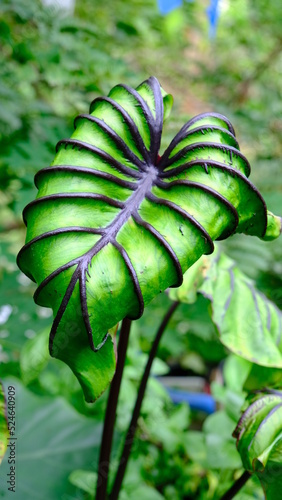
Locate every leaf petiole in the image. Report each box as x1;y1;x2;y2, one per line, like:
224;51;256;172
109;301;180;500
96;317;132;500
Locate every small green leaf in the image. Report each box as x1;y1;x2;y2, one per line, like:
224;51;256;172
123;483;164;500
182;431;207;467
223;355;252;393
20;327;50;385
69;469;97;495
244;364;282;392
204;411;242;469
261;212;282;241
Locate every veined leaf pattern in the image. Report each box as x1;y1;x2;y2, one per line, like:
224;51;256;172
17;77;271;401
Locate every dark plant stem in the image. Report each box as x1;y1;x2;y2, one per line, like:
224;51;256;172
220;471;251;500
109;301;180;500
96;317;132;500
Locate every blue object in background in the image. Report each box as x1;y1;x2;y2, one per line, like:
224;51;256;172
206;0;220;38
166;388;216;414
157;0;221;38
157;0;183;15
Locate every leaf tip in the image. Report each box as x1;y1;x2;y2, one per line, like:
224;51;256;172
261;211;282;241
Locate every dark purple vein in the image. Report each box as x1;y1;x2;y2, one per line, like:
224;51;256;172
89;96;150;162
35;166;138;191
23;192;124;226
155;179;239;240
183;112;236;136
34;257;80;305
132;211;183;287
160;125;239;165
118;84;156;160
158;142;251;174
79;270;109;352
159;158;251;181
146;192;214;254
112;240;144;318
74;114;147;172
56;139;143;179
144;76;164;163
17;226;104;280
49;267;80;352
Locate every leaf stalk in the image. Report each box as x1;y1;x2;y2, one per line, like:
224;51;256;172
219;470;251;500
96;317;132;500
109;301;179;500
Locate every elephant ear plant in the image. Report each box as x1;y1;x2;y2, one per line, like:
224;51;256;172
16;77;281;499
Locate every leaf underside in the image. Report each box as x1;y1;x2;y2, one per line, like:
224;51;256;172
17;77;268;401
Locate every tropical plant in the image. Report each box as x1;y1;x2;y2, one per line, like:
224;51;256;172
11;77;281;499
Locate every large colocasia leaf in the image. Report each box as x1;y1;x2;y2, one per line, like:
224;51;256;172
233;390;282;499
17;77;280;401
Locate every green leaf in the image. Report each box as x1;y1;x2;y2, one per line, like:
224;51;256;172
17;76;278;401
244;364;282;392
257;438;282;499
261;212;282;242
0;379;105;500
199;253;282;367
203;410;242;469
223;355;252;393
122;483;164;500
182;431;207;467
69;469;97;496
233;391;282;499
0;381;8;465
20;327;49;385
169;255;208;304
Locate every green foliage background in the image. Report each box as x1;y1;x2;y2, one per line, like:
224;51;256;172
0;0;281;498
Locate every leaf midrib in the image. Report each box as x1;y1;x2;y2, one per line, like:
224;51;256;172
81;165;158;266
46;165;159;352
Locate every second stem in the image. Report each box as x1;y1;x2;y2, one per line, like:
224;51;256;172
96;317;132;500
109;301;179;500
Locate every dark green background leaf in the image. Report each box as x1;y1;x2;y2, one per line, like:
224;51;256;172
0;379;104;499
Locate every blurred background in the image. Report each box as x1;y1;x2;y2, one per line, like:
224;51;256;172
0;0;281;498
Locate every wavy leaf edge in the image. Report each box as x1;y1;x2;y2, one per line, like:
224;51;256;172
17;76;277;400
